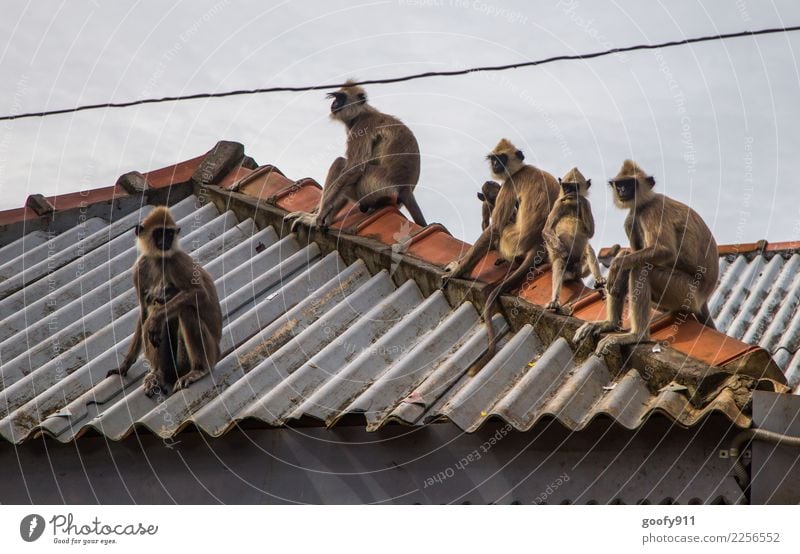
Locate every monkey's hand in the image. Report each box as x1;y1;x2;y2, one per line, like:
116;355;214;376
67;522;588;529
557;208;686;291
608;253;633;276
573;320;618;344
142;372;162;398
593;276;607;289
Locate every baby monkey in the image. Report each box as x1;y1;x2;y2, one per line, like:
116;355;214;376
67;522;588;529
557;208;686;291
477;180;501;231
542;167;606;313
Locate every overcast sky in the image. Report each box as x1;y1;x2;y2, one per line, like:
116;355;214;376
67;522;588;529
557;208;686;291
1;0;799;248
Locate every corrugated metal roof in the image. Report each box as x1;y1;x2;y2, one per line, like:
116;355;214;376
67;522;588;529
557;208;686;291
710;248;800;392
0;190;762;444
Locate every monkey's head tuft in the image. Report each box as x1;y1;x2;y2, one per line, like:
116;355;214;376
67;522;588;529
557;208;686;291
136;206;181;257
487;138;525;179
608;159;655;209
559;167;591;197
327;79;369;124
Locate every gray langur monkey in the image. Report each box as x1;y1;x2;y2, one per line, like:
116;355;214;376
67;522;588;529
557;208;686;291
108;206;223;396
444;138;559;375
285;80;426;230
574;160;718;355
542;167;606;314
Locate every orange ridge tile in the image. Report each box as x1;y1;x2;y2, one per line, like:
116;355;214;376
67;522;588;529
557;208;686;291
717;242;762;256
143;154;205;188
219;166;254;190
0;207;33;227
650;316;755;367
46;186;128;212
765;240;800;252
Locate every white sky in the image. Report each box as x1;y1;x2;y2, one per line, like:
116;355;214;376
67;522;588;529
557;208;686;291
1;0;799;248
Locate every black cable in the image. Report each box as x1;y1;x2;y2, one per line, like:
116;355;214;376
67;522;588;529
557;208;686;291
3;24;799;122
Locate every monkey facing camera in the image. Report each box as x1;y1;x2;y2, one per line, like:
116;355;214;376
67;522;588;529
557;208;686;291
542;167;606;314
108;206;223;397
444;138;560;376
573;160;719;355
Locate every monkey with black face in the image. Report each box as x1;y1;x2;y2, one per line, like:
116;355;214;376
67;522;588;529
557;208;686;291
573;160;718;354
542;167;606;313
444;138;560;374
477;180;501;231
285;80;425;230
108;206;223;396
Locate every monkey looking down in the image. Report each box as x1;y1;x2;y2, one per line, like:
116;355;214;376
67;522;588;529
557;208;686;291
444;138;560;375
477;180;501;231
285;80;426;231
574;160;718;354
542;167;605;313
108;206;223;396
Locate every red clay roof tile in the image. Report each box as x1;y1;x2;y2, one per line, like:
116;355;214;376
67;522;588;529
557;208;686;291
143;154;205;188
46;186;128;212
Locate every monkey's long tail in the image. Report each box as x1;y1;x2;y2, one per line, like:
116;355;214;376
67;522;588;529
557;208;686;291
467;251;543;376
697;302;716;331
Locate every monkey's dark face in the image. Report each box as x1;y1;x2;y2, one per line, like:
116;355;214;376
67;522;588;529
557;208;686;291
487;149;523;177
560;182;580;197
487;154;508;175
327;90;367;116
150;227;178;252
610;178;637;202
327;92;348;114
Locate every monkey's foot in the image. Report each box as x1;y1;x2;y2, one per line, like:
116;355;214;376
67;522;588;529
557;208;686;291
544;300;562;313
284;210;315;230
443;261;460;273
595;332;646;356
174;369;209;392
142;373;164;398
573;320;618;344
440;261;462;288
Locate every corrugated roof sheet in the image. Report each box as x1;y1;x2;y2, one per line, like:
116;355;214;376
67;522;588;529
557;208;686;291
0;143;787;444
0;193;761;445
710;246;800;392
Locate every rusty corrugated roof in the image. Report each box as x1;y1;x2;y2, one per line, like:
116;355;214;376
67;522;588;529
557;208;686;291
0;142;787;444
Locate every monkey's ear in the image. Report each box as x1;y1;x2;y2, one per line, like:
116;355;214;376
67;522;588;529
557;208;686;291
645;176;656;188
477;192;485;201
515;150;525;161
356;92;367;105
586;179;592;189
134;224;143;236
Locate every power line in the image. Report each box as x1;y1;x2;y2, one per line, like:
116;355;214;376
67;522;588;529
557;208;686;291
3;24;799;122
